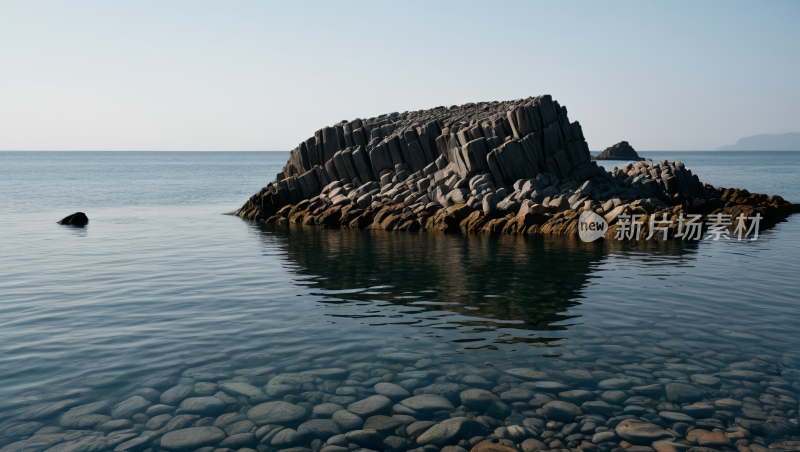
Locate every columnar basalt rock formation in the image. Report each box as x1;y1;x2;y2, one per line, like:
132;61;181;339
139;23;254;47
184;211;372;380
592;142;644;161
235;97;798;239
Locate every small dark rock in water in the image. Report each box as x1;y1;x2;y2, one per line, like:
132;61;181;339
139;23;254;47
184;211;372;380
58;212;89;225
593;141;644;161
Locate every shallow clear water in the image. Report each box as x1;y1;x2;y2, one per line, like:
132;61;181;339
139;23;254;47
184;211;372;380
1;151;799;436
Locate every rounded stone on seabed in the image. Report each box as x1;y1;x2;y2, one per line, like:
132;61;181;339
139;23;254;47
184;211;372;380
176;397;226;416
407;420;436;438
690;374;721;388
680;402;715;418
270;428;302;447
528;381;570;391
311;403;344;419
399;395;454;413
651;441;693;452
415;417;488;447
415;359;432;369
542;401;582;422
214;412;247;429
97;418;135;433
615;419;672;445
558;390;594;403
459;389;499;411
498;388;534;404
597;379;632;390
161;385;196;406
146;414;174;430
713;398;743;410
160;426;226;451
505;368;550;381
696;431;732;447
114;436;152;452
664;383;704;404
332;409;364;430
521;438;549;452
347;395;393;417
582;401;616;417
301;368;350;380
658;411;695;424
461;375;492;388
345;429;385;447
592;431;618;444
248;401;308;426
194;382;218;396
219;433;256;449
600;390;627;405
219;382;264;398
146;404;177;417
112;396;153;419
225;419;256;435
297;419;342;439
363;415;402;435
374;383;411;402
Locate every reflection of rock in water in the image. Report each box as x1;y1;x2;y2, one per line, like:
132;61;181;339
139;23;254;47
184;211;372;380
256;223;699;345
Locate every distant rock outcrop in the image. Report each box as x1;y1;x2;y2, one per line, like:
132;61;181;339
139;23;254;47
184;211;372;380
592;141;644;161
58;212;89;225
234;96;798;240
716;132;800;151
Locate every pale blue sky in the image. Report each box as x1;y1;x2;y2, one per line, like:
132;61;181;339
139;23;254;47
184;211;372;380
1;1;798;151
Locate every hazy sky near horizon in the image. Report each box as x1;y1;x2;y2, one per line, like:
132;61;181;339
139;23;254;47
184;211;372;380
1;1;798;151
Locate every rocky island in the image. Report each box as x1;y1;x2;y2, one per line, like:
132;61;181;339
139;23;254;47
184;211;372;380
592;142;644;162
235;96;798;239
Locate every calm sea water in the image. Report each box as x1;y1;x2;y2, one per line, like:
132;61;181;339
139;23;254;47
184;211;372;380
1;151;799;418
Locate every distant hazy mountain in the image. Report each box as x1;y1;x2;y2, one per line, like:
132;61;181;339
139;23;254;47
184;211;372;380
717;132;800;150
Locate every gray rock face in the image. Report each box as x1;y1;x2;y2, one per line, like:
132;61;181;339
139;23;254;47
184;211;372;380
542;401;582;422
347;395;392;417
615;419;672;445
416;417;488;447
160;426;226;451
247;401;308;425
